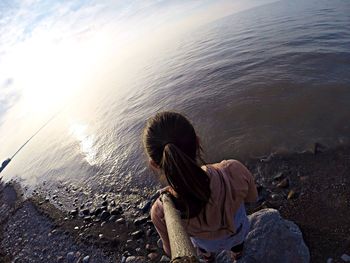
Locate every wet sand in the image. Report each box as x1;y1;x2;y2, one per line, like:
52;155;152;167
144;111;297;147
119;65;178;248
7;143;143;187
0;145;349;262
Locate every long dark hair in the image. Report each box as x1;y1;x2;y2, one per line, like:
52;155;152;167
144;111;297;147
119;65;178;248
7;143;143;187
143;111;211;219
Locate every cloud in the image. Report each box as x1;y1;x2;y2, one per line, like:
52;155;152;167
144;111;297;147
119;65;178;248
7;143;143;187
0;78;20;124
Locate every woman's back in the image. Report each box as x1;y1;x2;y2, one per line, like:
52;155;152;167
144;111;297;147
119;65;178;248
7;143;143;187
151;159;257;254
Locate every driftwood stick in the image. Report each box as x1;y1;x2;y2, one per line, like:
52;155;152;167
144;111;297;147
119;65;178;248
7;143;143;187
162;193;199;262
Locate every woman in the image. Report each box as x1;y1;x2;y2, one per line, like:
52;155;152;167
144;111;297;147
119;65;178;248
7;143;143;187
142;111;258;261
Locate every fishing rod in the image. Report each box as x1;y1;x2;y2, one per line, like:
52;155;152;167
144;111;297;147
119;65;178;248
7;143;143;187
0;112;59;174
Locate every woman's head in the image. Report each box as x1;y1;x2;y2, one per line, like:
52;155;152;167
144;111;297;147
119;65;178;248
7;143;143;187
143;111;210;218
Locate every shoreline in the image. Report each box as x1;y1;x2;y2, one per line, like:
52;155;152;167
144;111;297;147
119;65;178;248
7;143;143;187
0;144;349;262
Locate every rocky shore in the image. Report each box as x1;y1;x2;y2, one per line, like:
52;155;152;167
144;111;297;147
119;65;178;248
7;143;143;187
0;144;349;262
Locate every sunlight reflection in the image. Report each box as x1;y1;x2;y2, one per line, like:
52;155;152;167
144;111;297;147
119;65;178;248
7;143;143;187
70;123;96;165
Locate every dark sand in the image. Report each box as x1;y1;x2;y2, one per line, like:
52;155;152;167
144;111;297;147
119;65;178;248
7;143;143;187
0;145;349;262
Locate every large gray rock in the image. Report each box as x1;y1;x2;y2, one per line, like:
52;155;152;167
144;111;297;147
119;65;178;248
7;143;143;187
217;208;310;263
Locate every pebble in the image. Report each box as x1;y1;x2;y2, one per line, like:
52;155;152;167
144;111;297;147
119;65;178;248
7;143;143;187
148;252;158;261
131;230;144;239
100;211;110;221
157;238;163;249
111;208;121;215
341;254;350;262
74;226;79;230
287;190;298;200
125;256;146;263
273;172;284;180
134;216;148;226
93;207;102;216
101;200;108;207
146;243;157;251
116;218;125;224
277;178;289;188
138;200;152;213
81;208;90;216
82;255;90;263
70;209;78;217
160;255;170;262
270;193;282;201
98;234;104;239
84;216;92;222
109;215;117;222
66;252;75;262
146;228;154;237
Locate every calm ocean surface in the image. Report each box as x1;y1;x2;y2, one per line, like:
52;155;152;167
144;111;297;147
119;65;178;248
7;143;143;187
2;0;350;204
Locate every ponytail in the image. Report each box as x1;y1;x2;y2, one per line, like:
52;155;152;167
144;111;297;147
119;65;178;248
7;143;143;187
161;143;211;219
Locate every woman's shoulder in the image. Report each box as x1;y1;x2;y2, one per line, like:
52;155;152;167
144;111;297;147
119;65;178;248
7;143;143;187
203;159;243;171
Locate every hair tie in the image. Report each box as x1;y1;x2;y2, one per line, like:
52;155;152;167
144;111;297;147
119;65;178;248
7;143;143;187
163;142;174;150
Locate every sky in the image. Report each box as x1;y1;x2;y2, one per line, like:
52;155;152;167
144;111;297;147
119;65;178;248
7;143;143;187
0;0;276;158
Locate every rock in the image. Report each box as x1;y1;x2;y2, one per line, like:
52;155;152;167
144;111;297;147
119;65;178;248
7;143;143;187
238;208;310;263
125;256;146;263
148;252;158;261
146;228;154;237
82;255;90;263
134;216;148;226
109;215;117;222
277;178;289;188
160;255;170;262
81;208;90;216
67;252;75;262
70;209;78;217
341;254;350;262
131;230;144;239
93;207;102;216
101;200;108;206
138;200;152;213
216;250;232;263
273;172;284;181
146;243;157;251
100;211;110;221
157;238;163;249
116;218;125;224
84;216;92;222
98;234;104;239
111;208;121;215
102;194;107;200
287;190;298;200
270;193;283;201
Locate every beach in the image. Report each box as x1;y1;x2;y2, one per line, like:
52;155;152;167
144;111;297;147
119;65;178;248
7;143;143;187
1;144;349;262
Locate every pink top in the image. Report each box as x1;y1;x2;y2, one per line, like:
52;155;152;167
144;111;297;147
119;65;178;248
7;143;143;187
150;159;258;255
